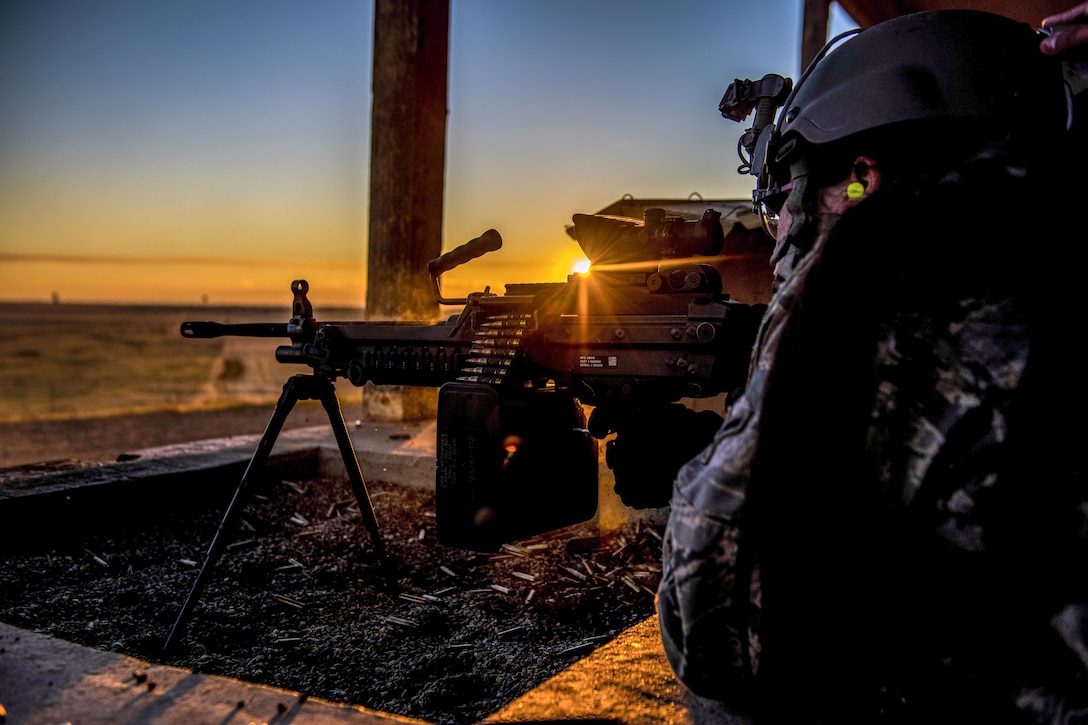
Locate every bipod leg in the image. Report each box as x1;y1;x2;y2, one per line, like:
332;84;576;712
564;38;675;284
162;374;303;654
310;376;392;582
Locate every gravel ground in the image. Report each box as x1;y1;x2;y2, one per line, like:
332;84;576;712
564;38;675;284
0;466;662;724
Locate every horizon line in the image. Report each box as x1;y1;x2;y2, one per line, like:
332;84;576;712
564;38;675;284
0;296;368;309
0;252;360;268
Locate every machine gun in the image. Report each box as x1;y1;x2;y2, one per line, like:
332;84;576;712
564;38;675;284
163;206;760;651
183;206;760;546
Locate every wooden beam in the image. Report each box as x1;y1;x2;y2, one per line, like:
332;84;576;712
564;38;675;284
835;0;1071;28
365;0;450;421
836;0;912;27
367;0;449;322
802;0;832;69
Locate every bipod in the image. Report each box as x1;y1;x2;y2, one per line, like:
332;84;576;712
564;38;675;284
163;373;391;654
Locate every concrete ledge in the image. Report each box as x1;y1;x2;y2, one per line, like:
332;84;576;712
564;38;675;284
0;622;427;725
0;419;439;557
326;420;438;490
0;418;436;497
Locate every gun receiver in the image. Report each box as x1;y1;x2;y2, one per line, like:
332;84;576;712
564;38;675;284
181;210;760;549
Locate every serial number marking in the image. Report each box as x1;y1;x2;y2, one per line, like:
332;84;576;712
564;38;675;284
578;355;619;369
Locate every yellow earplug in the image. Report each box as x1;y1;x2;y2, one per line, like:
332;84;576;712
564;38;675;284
846;181;865;199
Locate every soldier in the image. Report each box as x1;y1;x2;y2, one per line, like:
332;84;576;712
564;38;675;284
657;10;1088;723
1042;1;1088;53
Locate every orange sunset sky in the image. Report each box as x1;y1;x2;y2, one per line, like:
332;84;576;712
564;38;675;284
0;1;857;308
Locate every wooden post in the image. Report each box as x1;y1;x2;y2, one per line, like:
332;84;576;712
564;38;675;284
365;0;449;421
801;0;831;70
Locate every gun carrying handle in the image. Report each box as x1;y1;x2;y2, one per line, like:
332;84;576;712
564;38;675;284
429;229;502;277
428;229;503;305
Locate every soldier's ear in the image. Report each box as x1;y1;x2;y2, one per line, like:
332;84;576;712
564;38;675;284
845;155;881;206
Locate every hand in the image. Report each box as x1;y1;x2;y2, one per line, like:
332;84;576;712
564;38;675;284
1041;2;1088;55
590;403;723;509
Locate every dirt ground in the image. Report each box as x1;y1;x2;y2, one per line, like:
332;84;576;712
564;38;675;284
0;406;663;725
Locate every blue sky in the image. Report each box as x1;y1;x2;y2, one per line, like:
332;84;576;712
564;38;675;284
0;0;856;305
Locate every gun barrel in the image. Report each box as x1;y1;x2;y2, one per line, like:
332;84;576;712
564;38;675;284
180;321;291;339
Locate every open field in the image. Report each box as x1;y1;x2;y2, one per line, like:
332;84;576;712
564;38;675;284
0;302;365;423
0;302;366;467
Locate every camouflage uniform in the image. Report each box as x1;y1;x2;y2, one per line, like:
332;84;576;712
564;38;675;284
658;149;1088;723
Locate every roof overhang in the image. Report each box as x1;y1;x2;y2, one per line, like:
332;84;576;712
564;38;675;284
802;0;1070;67
836;0;1070;28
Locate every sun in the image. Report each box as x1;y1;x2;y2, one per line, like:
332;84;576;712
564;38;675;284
570;258;591;276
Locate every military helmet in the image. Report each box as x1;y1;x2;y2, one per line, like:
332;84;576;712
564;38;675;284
778;10;1068;150
745;9;1071;233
